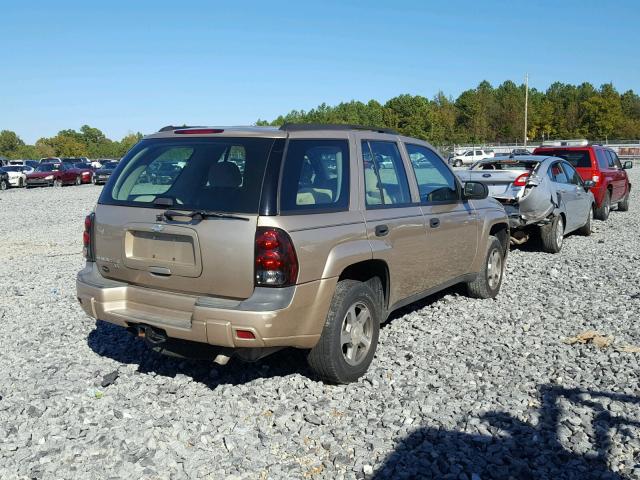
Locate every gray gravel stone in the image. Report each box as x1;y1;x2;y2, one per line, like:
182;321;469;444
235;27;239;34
0;173;639;479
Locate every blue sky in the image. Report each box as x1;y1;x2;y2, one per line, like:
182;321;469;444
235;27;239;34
1;0;638;144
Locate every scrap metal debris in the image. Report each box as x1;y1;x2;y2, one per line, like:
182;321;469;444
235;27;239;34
563;330;614;349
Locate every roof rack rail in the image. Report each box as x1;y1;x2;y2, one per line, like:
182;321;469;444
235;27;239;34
279;123;398;135
158;125;205;132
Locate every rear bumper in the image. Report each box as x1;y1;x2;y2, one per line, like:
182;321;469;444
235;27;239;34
76;262;336;349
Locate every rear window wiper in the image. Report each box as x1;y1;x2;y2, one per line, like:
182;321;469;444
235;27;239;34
162;209;249;222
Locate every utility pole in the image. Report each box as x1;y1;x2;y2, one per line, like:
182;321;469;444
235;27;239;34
524;73;529;148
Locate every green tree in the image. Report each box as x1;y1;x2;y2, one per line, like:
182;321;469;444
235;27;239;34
0;130;25;158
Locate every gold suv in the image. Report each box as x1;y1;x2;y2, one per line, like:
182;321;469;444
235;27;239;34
77;124;509;383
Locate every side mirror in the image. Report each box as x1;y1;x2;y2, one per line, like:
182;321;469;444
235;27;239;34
583;180;595;191
463;181;489;200
623;161;633;170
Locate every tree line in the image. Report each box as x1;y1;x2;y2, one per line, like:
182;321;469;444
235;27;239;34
2;81;639;160
257;81;640;145
0;125;143;160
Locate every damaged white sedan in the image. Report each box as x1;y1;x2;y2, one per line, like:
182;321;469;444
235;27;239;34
457;156;595;253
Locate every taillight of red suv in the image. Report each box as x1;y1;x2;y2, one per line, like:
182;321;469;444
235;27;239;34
255;227;298;287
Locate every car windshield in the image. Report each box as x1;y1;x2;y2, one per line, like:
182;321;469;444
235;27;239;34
102;162;119;169
3;166;22;172
540;149;591;168
74;163;88;168
36;164;60;172
99;137;275;213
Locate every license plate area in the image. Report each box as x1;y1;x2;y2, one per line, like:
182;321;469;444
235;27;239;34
123;224;202;278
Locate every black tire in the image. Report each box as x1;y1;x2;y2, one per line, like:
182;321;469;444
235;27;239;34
576;205;593;236
307;279;381;384
594;190;611;221
466;235;505;299
92;176;97;185
618;190;630;212
54;178;63;188
75;176;81;185
0;179;7;190
540;215;564;253
454;160;463;167
18;178;24;187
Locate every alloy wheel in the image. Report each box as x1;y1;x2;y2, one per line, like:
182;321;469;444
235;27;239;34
340;302;374;366
487;248;502;290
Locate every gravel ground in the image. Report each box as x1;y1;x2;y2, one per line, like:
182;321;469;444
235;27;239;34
0;172;639;480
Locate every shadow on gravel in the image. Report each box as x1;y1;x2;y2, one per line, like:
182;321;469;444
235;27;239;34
373;384;639;479
87;320;313;387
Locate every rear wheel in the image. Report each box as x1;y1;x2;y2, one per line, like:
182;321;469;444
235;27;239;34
594;190;611;220
540;215;564;253
576;205;593;236
307;279;381;384
618;190;630;212
466;235;504;299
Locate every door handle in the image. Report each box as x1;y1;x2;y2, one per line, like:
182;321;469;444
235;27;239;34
430;218;440;228
375;224;389;237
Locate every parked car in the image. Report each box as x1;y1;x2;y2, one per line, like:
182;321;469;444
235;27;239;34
10;159;40;169
92;161;119;185
511;148;532;155
70;162;95;184
533;141;632;220
0;168;9;190
450;148;495;167
456;156;594;253
77;124;510;383
26;162;79;187
1;165;28;187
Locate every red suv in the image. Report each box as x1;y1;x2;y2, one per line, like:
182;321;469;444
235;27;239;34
533;142;632;220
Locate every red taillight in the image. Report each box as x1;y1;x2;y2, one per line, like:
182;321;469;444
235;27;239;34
174;128;224;135
235;330;255;340
513;173;530;187
255;227;298;287
83;213;95;261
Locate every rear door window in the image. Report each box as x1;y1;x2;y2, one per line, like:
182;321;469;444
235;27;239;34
548;162;569;183
595;149;609;170
561;162;583;185
362;141;411;207
606;150;622;169
279;139;350;212
406;144;458;203
100;137;275;213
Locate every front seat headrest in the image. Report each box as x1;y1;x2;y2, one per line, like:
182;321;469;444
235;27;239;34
209;161;242;188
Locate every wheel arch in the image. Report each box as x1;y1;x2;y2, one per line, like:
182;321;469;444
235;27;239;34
338;259;390;316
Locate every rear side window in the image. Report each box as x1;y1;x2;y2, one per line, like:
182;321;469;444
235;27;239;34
561;162;583;185
543;150;592;168
100;137;274;213
362;141;411;207
548;162;569;183
279;139;350;212
606;150;622;169
406;144;458;203
595;149;609;170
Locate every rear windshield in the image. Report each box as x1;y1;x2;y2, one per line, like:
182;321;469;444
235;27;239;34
36;164;60;172
471;161;535;171
99;137;275;213
540;149;592;168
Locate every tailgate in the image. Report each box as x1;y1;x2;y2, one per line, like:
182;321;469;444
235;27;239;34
94;204;258;299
